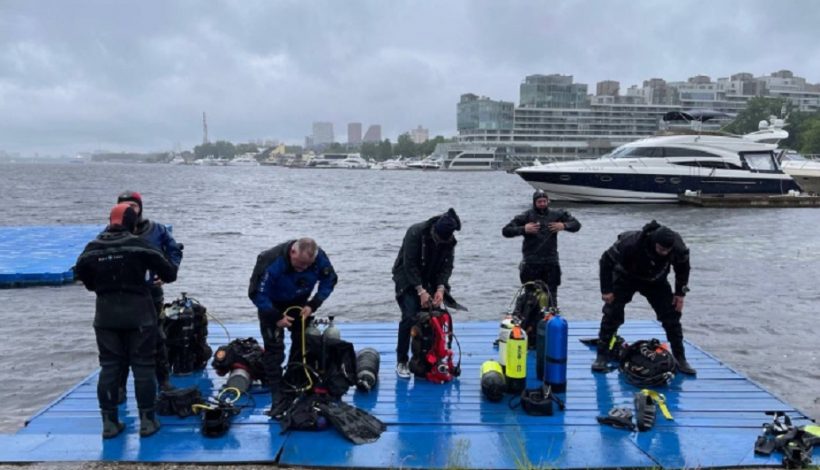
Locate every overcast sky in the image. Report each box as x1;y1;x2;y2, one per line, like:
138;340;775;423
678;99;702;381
2;0;819;156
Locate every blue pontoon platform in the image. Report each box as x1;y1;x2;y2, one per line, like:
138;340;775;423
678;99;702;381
0;320;817;468
0;225;101;287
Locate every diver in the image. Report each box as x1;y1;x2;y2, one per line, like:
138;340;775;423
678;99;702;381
592;220;696;375
392;208;461;379
116;191;183;392
75;203;178;438
248;238;337;418
502;189;581;307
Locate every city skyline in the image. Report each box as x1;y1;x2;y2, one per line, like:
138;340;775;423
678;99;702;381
2;0;819;157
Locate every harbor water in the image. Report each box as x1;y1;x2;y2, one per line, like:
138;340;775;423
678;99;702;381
0;163;818;432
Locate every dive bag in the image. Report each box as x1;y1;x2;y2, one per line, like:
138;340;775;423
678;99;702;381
282;333;357;399
619;339;676;387
156;385;203;418
162;293;212;375
509;384;565;416
409;308;461;383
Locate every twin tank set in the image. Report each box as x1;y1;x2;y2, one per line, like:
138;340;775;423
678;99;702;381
481;309;568;402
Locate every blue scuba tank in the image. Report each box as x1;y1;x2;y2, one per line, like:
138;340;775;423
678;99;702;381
544;311;568;392
535;308;554;381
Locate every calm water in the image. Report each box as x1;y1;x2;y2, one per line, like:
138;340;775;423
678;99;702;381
1;163;818;432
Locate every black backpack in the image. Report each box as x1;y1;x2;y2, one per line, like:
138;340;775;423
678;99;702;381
162;294;213;375
511;281;551;348
619;339;676;387
211;337;265;383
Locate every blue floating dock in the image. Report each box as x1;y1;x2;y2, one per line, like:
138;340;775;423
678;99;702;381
0;225;102;287
0;320;816;468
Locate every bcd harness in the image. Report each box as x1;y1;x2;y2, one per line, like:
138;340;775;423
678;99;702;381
510;280;551;348
409;307;462;383
277;315;386;444
754;411;820;469
162;293;213;375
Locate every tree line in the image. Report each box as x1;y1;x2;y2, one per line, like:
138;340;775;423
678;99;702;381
193;135;451;161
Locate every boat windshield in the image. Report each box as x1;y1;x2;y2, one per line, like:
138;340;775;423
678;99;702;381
743;152;777;171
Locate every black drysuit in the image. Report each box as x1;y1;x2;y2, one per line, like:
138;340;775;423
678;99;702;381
76;227;177;413
502;206;580;306
597;221;690;358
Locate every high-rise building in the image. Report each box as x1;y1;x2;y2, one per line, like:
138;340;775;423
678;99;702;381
457;94;514;131
409;125;429;144
519;74;589;108
312;122;334;146
596;80;620;97
348;122;362;145
363;125;382;143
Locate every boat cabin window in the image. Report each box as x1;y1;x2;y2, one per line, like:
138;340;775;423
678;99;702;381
610;146;663;158
780;152;807;162
741;152;778;172
670;160;742;169
662;147;721;158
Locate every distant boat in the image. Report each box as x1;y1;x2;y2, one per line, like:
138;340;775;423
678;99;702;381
406;155;442;170
779;151;820;195
309;153;369;169
441;149;496;171
169;155;186;165
227;154;260;166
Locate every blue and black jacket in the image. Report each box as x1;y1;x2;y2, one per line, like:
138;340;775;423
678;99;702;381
248;240;337;322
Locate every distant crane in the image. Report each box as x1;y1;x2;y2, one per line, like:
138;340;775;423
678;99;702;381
202;112;209;144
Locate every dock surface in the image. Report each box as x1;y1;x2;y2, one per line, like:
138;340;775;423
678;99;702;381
0;225;101;287
0;320;817;468
678;193;820;207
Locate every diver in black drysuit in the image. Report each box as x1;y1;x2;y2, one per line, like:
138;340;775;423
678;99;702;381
502;189;581;307
592;220;696;375
75;203;178;438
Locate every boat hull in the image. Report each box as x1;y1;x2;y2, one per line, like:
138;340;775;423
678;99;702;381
517;169;801;203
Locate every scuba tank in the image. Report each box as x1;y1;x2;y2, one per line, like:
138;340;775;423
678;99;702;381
497;315;514;366
355;348;380;392
322;315;340;340
544;310;568;392
305;318;322;339
480;360;505;402
177;293;196;375
535;307;555;381
505;325;527;394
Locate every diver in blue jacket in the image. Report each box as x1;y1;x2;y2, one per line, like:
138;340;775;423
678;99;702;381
248;238;337;418
117;191;183;392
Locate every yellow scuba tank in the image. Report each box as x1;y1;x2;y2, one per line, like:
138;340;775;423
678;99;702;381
498;315;514;366
480;360;505;402
505;325;527;393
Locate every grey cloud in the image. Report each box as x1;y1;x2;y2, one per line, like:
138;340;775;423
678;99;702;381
1;0;819;155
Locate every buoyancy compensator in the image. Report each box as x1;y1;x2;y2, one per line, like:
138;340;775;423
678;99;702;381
619;339;676;387
162;293;212;375
511;281;551;349
409;307;461;383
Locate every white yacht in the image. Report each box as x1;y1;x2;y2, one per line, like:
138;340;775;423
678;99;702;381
228;154;260;166
406;155;443;170
374;157;410;170
779;151;820;194
516;134;801;203
169;154;186;165
442;149;496;171
309;153;369;169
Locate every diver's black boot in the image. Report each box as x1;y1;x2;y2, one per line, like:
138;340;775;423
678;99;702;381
591;350;609;372
101;409;125;439
673;348;697;376
139;409;161;437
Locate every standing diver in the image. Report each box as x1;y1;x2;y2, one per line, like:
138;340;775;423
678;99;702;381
592;220;696;375
116;191;183;392
76;203;178;438
502;189;581;307
248;238;337;418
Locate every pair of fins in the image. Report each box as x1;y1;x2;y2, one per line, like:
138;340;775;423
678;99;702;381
597;389;674;432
